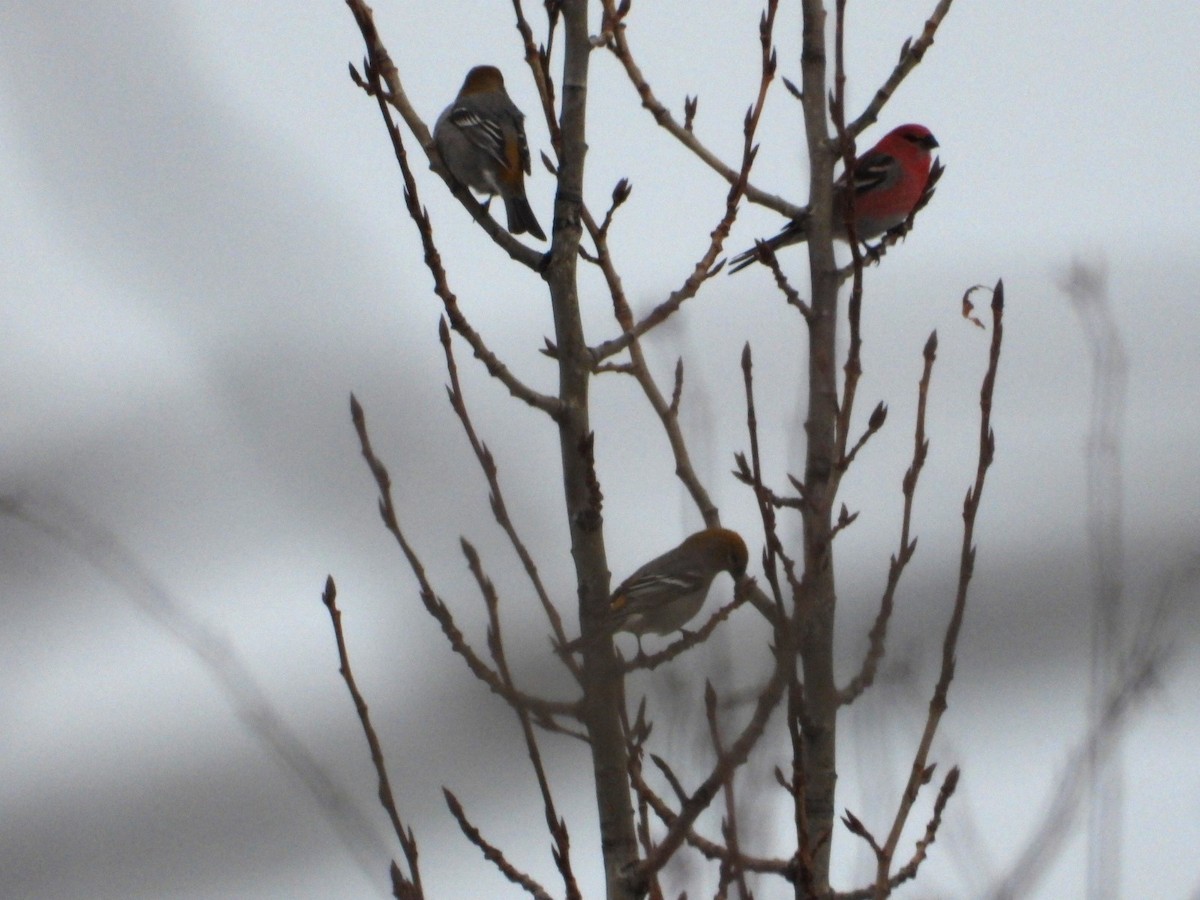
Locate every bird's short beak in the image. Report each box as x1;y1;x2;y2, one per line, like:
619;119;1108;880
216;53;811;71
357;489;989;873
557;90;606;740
922;134;940;150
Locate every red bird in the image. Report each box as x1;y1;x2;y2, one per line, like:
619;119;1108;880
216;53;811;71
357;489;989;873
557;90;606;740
729;124;939;273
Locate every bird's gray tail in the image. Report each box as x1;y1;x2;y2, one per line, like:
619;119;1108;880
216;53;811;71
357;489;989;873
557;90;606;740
727;215;810;274
505;196;547;241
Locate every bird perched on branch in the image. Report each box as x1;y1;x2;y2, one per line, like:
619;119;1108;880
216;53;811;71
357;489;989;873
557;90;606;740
567;528;749;656
433;65;546;240
728;123;940;273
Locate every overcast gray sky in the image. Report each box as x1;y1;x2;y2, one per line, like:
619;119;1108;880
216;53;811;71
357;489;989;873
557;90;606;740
2;3;1198;898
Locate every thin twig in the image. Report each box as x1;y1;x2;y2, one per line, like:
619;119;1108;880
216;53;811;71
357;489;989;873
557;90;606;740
839;401;888;472
624;703;666;900
840;808;884;860
739;344;803;613
439;319;581;683
628;752;794;878
839;332;937;706
321;578;424;898
444;789;555;900
705;684;752;900
893;766;959;887
828;767;958;899
582;211;719;522
350;395;580;724
628;640;792;889
762;245;814;318
461;540;581;898
597;0;802;220
619;580;755;674
589;0;782;363
874;281;1004;890
732;454;808;514
831;0;869;494
510;0;562;155
846;0;958;138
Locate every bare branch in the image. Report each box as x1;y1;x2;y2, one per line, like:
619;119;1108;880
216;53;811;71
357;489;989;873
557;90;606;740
829;767;958;899
839;331;937;705
846;0;958;138
444;789;555;900
350;395;579;723
575;190;728;523
793;0;844;882
600;178;635;240
461;540;581;898
733;455;808;514
840;808;884;860
510;0;562;154
891;766;960;888
828;503;860;540
740;344;803;613
439;319;581;683
735;241;816;314
705;683;752;900
831;0;869;488
839;401;888;471
597;0;802;219
875;281;1004;884
547;4;644;893
583;233;719;521
590;0;785;362
629;640;792;889
344;5;561;419
628;739;795;879
619;579;756;673
322;578;424;897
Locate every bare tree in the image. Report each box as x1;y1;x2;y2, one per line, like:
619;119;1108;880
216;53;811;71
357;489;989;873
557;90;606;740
330;2;1001;897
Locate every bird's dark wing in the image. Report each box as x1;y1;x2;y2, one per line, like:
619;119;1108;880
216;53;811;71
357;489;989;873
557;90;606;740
448;107;508;169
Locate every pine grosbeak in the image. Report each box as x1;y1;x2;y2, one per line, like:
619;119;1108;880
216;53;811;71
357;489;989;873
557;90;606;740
569;528;749;654
434;65;546;240
729;124;939;273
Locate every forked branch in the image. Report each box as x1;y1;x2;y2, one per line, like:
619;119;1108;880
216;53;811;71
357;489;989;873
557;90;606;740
598;0;802;219
874;282;1004;890
840;331;937;706
350;395;579;724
